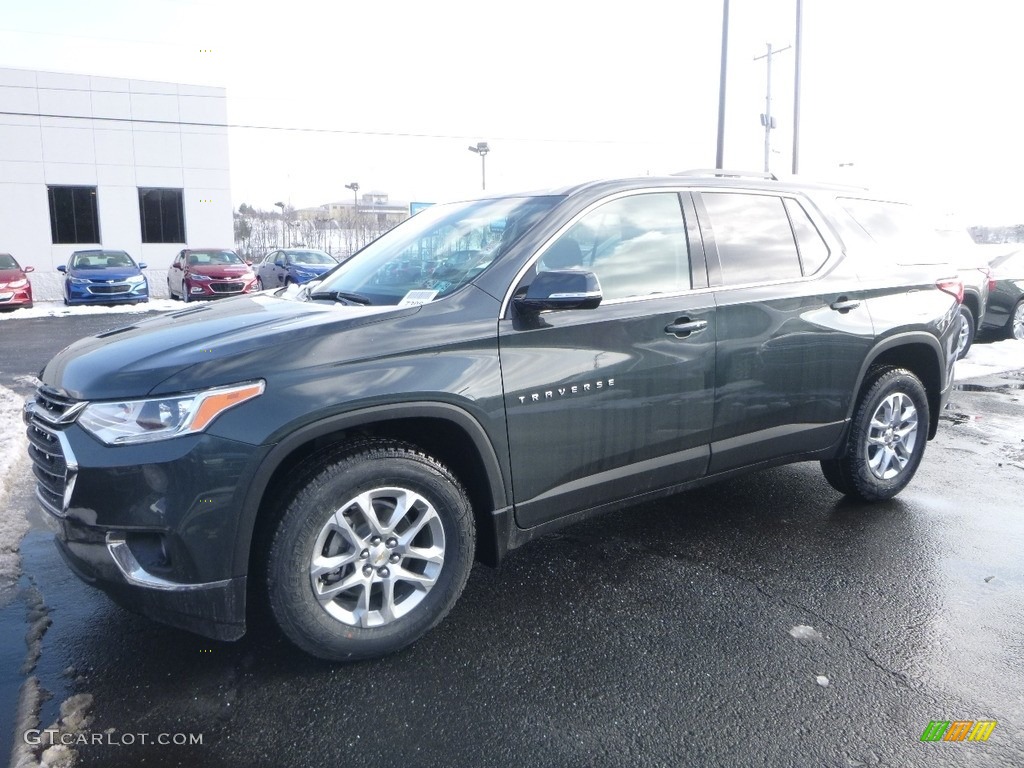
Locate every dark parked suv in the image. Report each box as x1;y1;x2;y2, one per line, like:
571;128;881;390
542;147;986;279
25;172;962;661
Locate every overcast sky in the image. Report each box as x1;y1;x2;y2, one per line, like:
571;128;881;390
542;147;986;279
2;0;1022;224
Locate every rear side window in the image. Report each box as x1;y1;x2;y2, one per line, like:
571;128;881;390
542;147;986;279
837;197;946;265
701;193;803;284
784;199;830;275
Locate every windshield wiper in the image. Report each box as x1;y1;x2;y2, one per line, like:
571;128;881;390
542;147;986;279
307;290;373;306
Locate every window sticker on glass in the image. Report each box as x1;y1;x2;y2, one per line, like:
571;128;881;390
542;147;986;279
397;290;439;307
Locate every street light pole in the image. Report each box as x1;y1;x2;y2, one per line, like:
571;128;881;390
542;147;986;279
345;182;359;249
274;201;286;248
468;142;489;190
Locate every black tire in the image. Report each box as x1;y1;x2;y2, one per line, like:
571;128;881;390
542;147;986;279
256;276;264;291
182;286;191;303
266;442;475;661
167;279;176;300
820;367;929;502
956;305;975;360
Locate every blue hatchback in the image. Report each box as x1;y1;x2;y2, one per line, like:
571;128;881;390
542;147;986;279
59;250;150;305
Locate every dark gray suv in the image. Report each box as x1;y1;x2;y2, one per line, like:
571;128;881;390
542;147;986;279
25;172;962;661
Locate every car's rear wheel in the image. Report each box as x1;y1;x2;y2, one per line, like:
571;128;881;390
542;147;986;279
956;305;975;359
266;442;475;661
1009;300;1024;341
821;366;929;502
256;276;264;291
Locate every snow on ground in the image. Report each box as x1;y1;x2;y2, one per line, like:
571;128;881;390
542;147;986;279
0;298;181;321
0;385;30;604
955;338;1024;381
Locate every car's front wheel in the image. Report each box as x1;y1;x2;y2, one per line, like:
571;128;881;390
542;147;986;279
266;442;475;661
256;276;264;291
821;366;929;502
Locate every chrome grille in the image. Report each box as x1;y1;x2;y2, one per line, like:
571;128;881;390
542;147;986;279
24;388;81;517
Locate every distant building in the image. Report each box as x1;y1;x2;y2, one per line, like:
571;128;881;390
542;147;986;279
297;192;408;228
0;66;232;276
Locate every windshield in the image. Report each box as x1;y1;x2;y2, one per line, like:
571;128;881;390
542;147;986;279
190;249;244;265
286;250;335;265
307;195;561;306
0;254;17;270
72;251;133;269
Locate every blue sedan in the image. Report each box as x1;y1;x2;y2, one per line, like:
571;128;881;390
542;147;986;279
254;249;338;290
59;250;149;305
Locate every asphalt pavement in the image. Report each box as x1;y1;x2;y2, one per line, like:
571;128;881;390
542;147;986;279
3;313;1023;768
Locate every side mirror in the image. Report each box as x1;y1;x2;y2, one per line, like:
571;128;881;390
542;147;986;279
514;270;602;312
24;266;35;273
57;265;67;273
138;262;148;269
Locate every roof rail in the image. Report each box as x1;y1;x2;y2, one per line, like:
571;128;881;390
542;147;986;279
671;169;779;181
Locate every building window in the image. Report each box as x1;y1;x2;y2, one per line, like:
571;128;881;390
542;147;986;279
47;186;100;245
138;188;186;243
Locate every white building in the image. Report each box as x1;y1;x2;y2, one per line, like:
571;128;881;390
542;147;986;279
0;66;232;299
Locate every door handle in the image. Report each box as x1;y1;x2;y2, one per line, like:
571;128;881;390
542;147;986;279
665;319;708;338
829;297;861;313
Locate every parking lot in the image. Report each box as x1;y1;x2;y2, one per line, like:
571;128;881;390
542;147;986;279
1;309;1021;767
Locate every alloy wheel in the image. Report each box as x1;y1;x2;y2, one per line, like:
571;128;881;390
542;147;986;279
308;487;445;628
865;392;919;480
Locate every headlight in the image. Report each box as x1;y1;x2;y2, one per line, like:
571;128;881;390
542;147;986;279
189;274;212;281
69;277;90;284
78;381;265;445
8;279;27;288
126;274;146;284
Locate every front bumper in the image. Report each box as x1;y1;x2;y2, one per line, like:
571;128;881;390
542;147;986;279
0;286;33;308
185;276;257;298
55;526;247;640
25;396;268;640
66;279;149;304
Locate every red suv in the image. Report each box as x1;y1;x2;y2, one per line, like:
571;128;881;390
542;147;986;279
0;252;34;309
167;248;258;302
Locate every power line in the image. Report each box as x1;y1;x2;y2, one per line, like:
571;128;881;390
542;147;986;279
0;109;650;145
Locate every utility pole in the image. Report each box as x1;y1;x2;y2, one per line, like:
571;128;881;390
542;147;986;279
755;42;791;174
792;0;803;174
715;0;730;169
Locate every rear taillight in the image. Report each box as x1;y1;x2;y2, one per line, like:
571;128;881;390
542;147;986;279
980;267;996;293
936;278;964;304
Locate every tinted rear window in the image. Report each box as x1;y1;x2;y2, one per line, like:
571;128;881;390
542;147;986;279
837;197;946;265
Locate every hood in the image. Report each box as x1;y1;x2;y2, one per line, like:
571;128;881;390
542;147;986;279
188;264;254;278
69;265;143;281
0;268;27;283
41;294;414;400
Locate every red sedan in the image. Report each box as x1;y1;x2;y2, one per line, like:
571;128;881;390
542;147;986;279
167;248;258;302
0;252;34;310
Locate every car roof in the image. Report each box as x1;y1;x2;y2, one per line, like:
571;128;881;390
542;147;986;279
442;171;904;206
